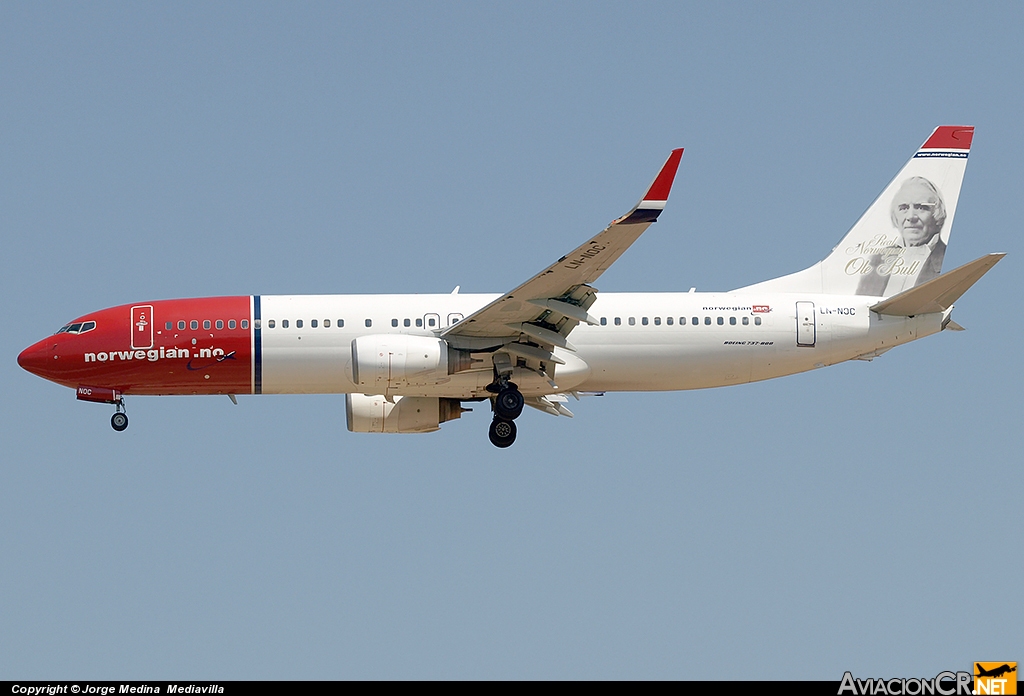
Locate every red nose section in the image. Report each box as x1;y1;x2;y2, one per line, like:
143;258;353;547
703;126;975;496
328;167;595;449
18;339;53;378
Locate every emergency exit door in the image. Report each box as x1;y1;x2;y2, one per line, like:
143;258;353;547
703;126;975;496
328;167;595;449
796;302;815;347
131;305;154;349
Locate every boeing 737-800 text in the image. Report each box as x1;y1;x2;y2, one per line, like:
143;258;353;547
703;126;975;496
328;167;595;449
18;126;1003;447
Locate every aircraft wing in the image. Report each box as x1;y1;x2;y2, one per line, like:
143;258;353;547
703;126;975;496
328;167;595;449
442;148;683;353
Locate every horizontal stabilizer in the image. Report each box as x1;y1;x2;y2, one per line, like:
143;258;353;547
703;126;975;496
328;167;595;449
870;253;1005;316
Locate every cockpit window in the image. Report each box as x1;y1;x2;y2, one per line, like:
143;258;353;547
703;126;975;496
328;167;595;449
59;321;97;335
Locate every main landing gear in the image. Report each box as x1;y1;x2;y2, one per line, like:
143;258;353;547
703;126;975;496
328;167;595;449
487;381;524;448
488;418;517;448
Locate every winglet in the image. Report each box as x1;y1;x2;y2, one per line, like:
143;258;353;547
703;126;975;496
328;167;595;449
617;148;683;224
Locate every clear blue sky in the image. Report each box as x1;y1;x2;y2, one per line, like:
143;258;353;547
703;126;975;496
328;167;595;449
2;1;1021;679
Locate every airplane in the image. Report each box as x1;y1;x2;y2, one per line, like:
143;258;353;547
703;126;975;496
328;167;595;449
975;664;1016;679
18;126;1004;448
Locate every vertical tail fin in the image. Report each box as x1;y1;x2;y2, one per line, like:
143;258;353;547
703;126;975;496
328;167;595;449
737;126;974;296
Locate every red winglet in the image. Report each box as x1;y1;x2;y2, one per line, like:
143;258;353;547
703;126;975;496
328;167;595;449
922;126;974;150
643;148;684;201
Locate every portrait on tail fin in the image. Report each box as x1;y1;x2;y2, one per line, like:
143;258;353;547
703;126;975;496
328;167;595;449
732;126;973;297
855;176;947;296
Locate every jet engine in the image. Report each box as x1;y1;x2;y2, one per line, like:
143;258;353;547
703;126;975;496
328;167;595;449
350;334;475;392
345;393;463;433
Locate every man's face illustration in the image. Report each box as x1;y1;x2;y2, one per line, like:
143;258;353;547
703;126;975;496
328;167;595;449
892;180;942;247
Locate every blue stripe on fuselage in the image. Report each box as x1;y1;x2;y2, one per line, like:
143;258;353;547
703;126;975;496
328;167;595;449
254;295;262;394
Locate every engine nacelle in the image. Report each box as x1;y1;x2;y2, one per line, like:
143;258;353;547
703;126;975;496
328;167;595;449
345;394;463;433
351;334;459;392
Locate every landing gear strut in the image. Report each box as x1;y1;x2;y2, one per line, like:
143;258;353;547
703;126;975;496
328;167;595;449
110;401;128;432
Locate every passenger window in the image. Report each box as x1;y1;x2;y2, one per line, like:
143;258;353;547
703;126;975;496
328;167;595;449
614;317;621;325
190;320;198;330
404;319;410;327
203;320;211;330
742;317;749;325
667;317;674;325
600;317;607;326
216;320;224;330
755;317;762;325
177;321;186;330
654;317;661;325
241;320;249;329
415;318;423;327
338;319;344;328
323;319;330;328
282;320;289;328
268;320;276;329
641;317;648;326
427;317;435;327
165;322;173;330
392;319;399;327
311;319;317;328
729;317;736;325
692;317;699;325
628;317;636;326
365;319;372;327
296;319;303;328
704;317;711;325
228;320;236;329
717;317;724;325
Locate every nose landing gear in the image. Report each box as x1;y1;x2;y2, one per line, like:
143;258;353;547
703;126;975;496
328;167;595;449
110;400;128;432
76;386;129;432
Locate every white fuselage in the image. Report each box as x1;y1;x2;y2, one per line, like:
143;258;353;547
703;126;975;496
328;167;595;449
256;292;942;397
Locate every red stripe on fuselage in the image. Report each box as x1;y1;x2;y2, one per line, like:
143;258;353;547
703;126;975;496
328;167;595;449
26;296;253;395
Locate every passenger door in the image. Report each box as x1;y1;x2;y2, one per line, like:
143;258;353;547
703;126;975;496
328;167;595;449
796;302;815;347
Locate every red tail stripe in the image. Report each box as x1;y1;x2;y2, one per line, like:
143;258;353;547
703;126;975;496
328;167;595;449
922;126;974;150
